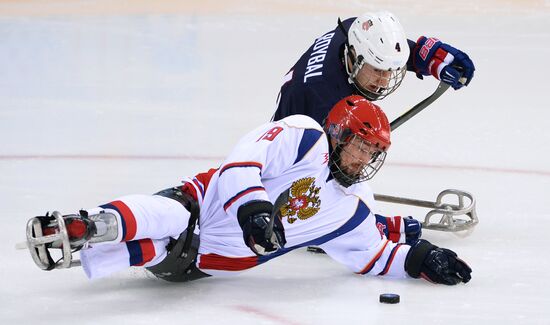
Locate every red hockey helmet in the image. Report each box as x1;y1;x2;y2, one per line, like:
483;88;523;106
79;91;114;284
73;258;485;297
324;95;391;186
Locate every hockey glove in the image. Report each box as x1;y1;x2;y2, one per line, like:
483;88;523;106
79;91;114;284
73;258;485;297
412;36;475;89
405;239;472;285
375;215;422;245
237;200;286;256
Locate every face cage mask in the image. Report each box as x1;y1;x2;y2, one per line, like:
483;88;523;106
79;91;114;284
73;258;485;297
328;135;388;188
344;47;406;101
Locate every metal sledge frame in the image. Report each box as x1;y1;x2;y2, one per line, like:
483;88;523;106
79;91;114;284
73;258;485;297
378;78;479;232
374;189;478;232
25;211;81;270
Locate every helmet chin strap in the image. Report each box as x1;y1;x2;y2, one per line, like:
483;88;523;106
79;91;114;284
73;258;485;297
343;46;380;100
347;57;363;82
337;17;357;74
337;18;350;48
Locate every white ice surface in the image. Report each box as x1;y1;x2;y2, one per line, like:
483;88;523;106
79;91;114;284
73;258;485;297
1;1;550;324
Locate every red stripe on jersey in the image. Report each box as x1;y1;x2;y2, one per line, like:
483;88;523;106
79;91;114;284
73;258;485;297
194;168;218;194
136;239;156;266
379;244;403;275
181;168;219;201
180;182;198;201
358;240;390;275
192;179;203;196
223;186;265;211
219;162;263;176
111;200;137;241
199;253;258;271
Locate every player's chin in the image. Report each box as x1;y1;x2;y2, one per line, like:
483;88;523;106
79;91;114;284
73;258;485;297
342;169;362;179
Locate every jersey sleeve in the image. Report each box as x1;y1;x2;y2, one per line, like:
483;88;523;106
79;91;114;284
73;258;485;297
320;207;412;279
217;119;317;219
406;38;418;72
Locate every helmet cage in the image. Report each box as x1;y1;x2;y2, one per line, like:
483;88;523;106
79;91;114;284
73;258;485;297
329;133;387;187
344;46;407;101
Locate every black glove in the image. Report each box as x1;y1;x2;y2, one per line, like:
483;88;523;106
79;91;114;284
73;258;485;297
237;200;286;256
405;239;472;285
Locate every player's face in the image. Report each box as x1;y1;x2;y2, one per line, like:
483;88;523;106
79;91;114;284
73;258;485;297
355;63;392;93
338;136;380;177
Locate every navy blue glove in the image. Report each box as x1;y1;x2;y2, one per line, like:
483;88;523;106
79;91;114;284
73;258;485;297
375;215;422;245
237;200;286;256
403;216;422;244
412;36;475;90
405;239;472;285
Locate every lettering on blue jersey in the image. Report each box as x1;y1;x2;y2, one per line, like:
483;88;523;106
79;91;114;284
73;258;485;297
303;32;335;83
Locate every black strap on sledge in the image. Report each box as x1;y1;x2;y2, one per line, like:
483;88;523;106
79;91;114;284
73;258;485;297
148;187;209;282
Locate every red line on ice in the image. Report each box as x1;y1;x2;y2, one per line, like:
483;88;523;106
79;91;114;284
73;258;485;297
388;161;550;177
0;154;221;161
231;305;304;325
1;154;549;177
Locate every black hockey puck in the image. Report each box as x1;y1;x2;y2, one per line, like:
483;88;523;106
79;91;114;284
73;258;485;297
379;293;400;304
306;246;326;254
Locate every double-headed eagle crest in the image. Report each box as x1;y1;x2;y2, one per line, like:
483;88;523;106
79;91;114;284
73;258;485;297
280;177;321;224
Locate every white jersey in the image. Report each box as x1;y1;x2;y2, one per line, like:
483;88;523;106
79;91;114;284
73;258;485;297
79;115;411;280
185;115;411;278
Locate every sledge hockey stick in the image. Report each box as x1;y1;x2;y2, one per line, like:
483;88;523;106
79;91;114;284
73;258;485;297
390;69;466;131
264;187;290;251
390;81;450;131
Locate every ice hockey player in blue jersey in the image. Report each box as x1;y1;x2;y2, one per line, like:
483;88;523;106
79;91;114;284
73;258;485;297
273;11;474;254
272;11;475;125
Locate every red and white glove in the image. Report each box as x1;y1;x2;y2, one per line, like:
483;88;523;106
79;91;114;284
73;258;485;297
412;36;475;90
375;215;422;245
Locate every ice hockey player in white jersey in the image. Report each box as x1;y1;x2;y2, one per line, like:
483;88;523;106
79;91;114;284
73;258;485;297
25;95;471;285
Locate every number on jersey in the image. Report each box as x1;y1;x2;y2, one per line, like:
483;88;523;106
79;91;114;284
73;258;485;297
257;126;283;142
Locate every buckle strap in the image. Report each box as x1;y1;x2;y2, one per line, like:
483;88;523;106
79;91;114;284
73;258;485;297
154;187;200;258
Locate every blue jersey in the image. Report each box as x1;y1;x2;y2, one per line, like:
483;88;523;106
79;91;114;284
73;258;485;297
273;18;416;125
273;18;355;125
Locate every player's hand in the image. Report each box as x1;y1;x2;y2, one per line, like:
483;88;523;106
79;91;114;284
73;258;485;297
405;239;472;285
237;200;286;256
403;216;422;245
412;36;475;90
374;215;422;244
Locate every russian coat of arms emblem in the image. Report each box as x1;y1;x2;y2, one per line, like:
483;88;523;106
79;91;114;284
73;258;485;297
280;177;321;223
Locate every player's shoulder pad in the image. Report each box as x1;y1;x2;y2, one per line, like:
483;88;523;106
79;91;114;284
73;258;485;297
277;114;324;132
341;182;377;211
